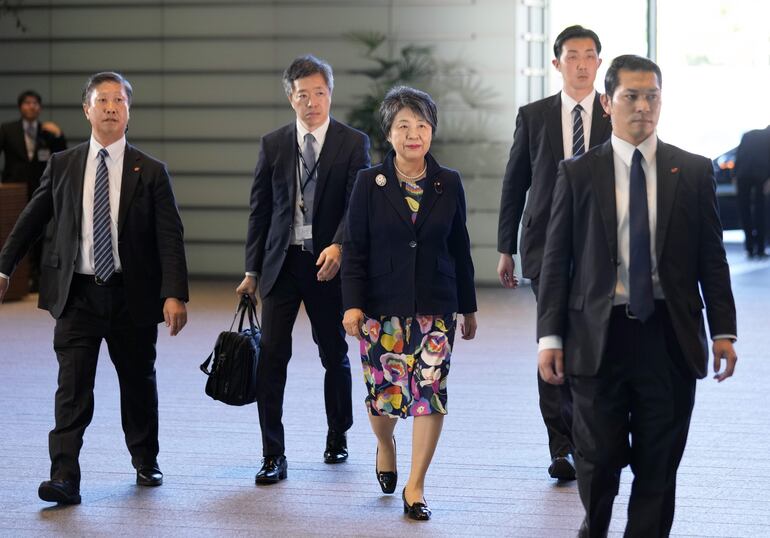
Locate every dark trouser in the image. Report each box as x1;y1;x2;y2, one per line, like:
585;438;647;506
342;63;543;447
50;274;159;485
257;246;352;456
531;277;573;458
571;303;696;538
737;175;767;255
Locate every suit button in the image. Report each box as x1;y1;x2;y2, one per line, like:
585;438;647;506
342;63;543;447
409;241;417;248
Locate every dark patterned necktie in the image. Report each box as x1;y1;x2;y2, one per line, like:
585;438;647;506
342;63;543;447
93;148;115;282
301;133;316;253
572;104;585;157
628;149;654;321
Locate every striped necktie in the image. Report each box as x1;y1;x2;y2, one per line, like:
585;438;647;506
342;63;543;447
572;104;585;157
93;148;115;283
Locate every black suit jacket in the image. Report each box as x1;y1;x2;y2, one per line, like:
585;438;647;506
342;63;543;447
735;126;770;181
0;119;67;189
0;141;189;324
342;151;477;317
497;92;611;279
537;139;737;379
245;117;370;298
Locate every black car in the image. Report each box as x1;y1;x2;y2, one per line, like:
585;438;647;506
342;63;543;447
712;147;740;230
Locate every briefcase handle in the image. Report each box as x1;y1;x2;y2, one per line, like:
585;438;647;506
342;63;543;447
200;295;261;377
235;294;261;334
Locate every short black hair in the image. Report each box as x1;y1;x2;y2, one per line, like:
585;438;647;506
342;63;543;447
282;55;334;96
604;55;662;97
82;72;133;106
379;85;438;136
17;90;42;108
553;25;602;59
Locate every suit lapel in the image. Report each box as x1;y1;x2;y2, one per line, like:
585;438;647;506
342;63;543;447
281;124;298;210
589;94;611;148
590;141;618;259
414;153;443;231
118;144;142;236
545;93;565;165
381;154;417;230
67;143;89;234
312;118;344;215
655;140;679;262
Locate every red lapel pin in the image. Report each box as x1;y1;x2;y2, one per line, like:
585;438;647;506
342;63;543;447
670;167;679;173
133;166;140;172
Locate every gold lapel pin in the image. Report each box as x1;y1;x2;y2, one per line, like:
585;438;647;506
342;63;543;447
375;174;387;187
133;166;140;172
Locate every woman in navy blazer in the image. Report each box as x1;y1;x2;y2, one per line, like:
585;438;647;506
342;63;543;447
342;86;477;520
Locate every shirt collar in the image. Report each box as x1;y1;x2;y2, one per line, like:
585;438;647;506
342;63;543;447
561;90;596;117
296;116;331;148
610;133;657;167
22;119;38;131
89;135;127;163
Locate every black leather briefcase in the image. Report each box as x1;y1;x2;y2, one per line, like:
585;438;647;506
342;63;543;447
200;295;261;406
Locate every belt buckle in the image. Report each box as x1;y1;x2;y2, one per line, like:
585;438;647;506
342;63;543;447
625;304;638;320
94;275;107;286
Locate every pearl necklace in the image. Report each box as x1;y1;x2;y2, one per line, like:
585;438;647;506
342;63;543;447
394;160;427;181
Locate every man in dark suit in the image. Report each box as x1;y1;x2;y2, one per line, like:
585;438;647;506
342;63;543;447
0;72;189;505
0;90;67;290
734;125;770;258
496;25;611;480
236;55;370;484
537;55;738;537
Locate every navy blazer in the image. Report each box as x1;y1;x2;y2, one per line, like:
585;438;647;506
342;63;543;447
342;151;476;317
244;118;370;298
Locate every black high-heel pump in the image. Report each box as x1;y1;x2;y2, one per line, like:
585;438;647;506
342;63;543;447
375;437;397;494
402;487;431;520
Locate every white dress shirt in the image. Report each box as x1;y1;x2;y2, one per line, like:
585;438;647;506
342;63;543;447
76;136;125;275
292;117;329;245
560;90;596;158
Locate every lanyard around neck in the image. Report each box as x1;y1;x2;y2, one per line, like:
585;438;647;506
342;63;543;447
296;142;321;194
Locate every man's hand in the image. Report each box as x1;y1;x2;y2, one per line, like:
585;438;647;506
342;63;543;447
497;253;519;289
343;308;364;340
40;121;62;138
538;348;565;385
163;298;187;336
236;275;258;305
712;338;737;382
316;244;341;281
0;276;9;304
460;312;477;340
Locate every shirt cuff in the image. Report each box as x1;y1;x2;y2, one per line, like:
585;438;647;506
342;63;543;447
712;334;737;343
0;272;9;280
245;272;257;277
538;335;563;352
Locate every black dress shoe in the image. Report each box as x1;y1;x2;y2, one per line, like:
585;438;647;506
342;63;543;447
323;429;348;464
137;463;163;486
402;488;431;520
38;479;81;505
255;455;287;485
376;437;397;494
549;453;577;480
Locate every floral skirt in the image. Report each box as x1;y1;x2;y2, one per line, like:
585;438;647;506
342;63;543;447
359;313;456;418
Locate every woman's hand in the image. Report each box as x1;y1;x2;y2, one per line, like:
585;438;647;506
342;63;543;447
343;308;365;340
460;312;477;340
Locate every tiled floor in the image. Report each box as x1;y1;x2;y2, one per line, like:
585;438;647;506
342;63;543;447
1;242;768;537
